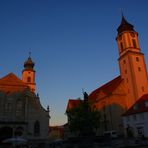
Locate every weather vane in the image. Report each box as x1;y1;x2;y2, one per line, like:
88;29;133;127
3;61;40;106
29;48;32;57
119;8;124;17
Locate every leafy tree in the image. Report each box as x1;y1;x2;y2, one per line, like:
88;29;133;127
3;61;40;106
66;92;101;136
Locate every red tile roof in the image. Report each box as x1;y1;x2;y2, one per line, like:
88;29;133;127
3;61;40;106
0;73;28;94
66;76;123;112
66;99;82;112
89;76;123;100
123;94;148;116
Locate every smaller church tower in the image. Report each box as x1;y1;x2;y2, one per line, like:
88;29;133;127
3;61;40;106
116;15;148;107
22;54;36;92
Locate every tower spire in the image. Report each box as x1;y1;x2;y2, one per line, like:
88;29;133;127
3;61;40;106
23;53;35;70
117;15;134;34
119;8;124;17
29;51;31;58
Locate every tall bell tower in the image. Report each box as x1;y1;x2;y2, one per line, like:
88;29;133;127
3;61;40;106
22;54;36;92
116;15;148;107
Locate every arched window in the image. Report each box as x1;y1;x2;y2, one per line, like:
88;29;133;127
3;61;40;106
123;60;126;64
27;76;31;83
34;121;40;136
138;67;141;71
16;100;22;117
120;42;124;52
136;57;139;62
132;39;137;48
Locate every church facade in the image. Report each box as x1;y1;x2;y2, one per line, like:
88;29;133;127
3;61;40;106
89;16;148;135
0;56;50;143
66;16;148;136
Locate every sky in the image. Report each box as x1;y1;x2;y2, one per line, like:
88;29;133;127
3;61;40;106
0;0;148;126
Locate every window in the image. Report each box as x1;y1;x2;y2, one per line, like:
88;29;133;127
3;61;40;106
34;121;40;136
140;113;145;120
133;115;137;121
145;101;148;107
137;127;144;136
123;60;126;64
133;104;139;110
130;32;135;37
120;42;124;52
132;39;137;48
119;35;122;41
141;86;144;92
126;116;130;122
27;77;31;83
125;69;127;74
136;57;139;62
138;67;141;71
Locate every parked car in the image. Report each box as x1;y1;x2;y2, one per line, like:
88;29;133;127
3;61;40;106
103;130;118;138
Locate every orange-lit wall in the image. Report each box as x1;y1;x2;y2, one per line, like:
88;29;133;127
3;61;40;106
117;30;148;108
22;70;36;92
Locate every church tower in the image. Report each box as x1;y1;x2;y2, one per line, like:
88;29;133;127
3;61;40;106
22;54;36;92
116;15;148;107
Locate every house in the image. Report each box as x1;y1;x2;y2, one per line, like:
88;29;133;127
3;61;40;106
122;94;148;138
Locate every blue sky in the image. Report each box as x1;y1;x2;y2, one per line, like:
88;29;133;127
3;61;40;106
0;0;148;125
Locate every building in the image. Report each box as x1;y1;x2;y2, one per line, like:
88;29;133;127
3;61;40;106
66;16;148;136
123;94;148;138
65;99;83;138
49;126;64;140
0;55;50;144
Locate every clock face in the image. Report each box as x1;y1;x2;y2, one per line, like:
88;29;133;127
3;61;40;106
130;32;135;37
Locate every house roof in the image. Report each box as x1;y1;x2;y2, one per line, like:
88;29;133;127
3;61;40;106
0;73;28;94
66;99;82;112
89;76;123;100
122;94;148;116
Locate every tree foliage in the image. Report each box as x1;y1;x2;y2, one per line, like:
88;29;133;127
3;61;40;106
67;93;101;136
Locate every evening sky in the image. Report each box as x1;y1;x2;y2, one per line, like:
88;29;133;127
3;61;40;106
0;0;148;125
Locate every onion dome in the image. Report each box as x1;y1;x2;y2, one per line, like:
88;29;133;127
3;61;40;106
117;15;135;34
24;56;35;70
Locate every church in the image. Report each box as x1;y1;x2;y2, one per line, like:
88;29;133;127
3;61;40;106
0;55;50;144
66;16;148;136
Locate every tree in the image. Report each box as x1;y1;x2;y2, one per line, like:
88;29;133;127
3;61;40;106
66;92;101;136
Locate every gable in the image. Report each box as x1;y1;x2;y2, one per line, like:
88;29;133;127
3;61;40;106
123;94;148;116
0;73;27;86
0;73;28;94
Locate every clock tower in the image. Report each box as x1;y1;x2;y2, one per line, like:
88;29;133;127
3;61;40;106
22;54;36;92
116;15;148;107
